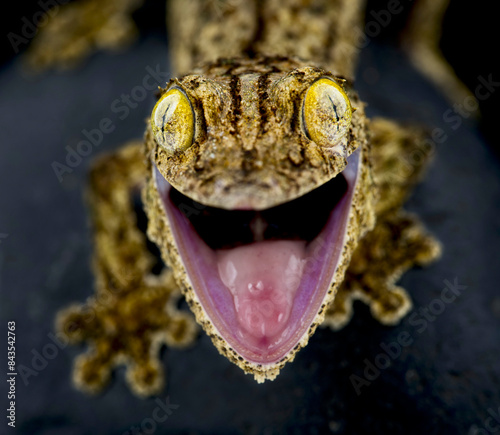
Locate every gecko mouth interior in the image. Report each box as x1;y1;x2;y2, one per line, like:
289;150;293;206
168;175;348;250
155;149;360;366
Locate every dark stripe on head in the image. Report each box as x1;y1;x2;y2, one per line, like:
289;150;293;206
230;74;242;131
257;72;271;134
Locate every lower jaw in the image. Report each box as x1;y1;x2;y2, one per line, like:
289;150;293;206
153;149;360;366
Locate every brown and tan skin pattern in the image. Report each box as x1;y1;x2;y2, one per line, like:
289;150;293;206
142;54;378;381
147;56;366;210
56;143;198;396
169;0;364;78
28;0;445;393
25;0;144;72
325;119;442;329
144;144;376;382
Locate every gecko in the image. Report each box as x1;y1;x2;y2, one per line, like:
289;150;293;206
26;0;452;396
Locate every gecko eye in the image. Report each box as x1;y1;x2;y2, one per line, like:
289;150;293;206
302;78;352;148
151;87;194;154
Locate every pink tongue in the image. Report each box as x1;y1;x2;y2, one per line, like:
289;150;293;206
217;241;307;340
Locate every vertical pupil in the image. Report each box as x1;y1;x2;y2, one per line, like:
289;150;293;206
326;94;340;122
156;93;180;129
151;88;194;153
303;79;352;147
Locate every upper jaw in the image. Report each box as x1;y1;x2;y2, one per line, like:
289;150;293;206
145;62;366;211
146;116;358;211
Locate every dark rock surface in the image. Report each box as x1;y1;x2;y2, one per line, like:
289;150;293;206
1;35;499;435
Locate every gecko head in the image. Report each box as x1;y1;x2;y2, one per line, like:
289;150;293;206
146;56;367;210
143;56;375;381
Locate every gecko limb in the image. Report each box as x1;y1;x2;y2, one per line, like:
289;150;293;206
401;0;478;113
55;142;198;397
25;0;143;72
323;118;442;330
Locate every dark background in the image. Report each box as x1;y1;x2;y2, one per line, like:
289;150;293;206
1;0;498;152
1;1;499;434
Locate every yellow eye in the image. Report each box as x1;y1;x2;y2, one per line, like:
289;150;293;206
302;78;352;148
151;87;194;154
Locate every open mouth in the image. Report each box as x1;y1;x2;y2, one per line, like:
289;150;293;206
154;148;361;367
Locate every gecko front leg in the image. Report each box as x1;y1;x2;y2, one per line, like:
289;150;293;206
56;142;198;397
324;118;442;330
24;0;144;71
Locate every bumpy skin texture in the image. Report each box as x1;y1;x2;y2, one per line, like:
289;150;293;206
142;56;378;381
56;144;198;397
147;56;366;210
168;0;364;78
25;0;143;71
325;118;442;329
32;0;445;394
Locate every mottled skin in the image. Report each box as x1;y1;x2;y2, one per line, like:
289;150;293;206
324;119;441;330
26;0;144;71
148;57;365;210
56;144;198;397
143;54;381;382
26;0;447;394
